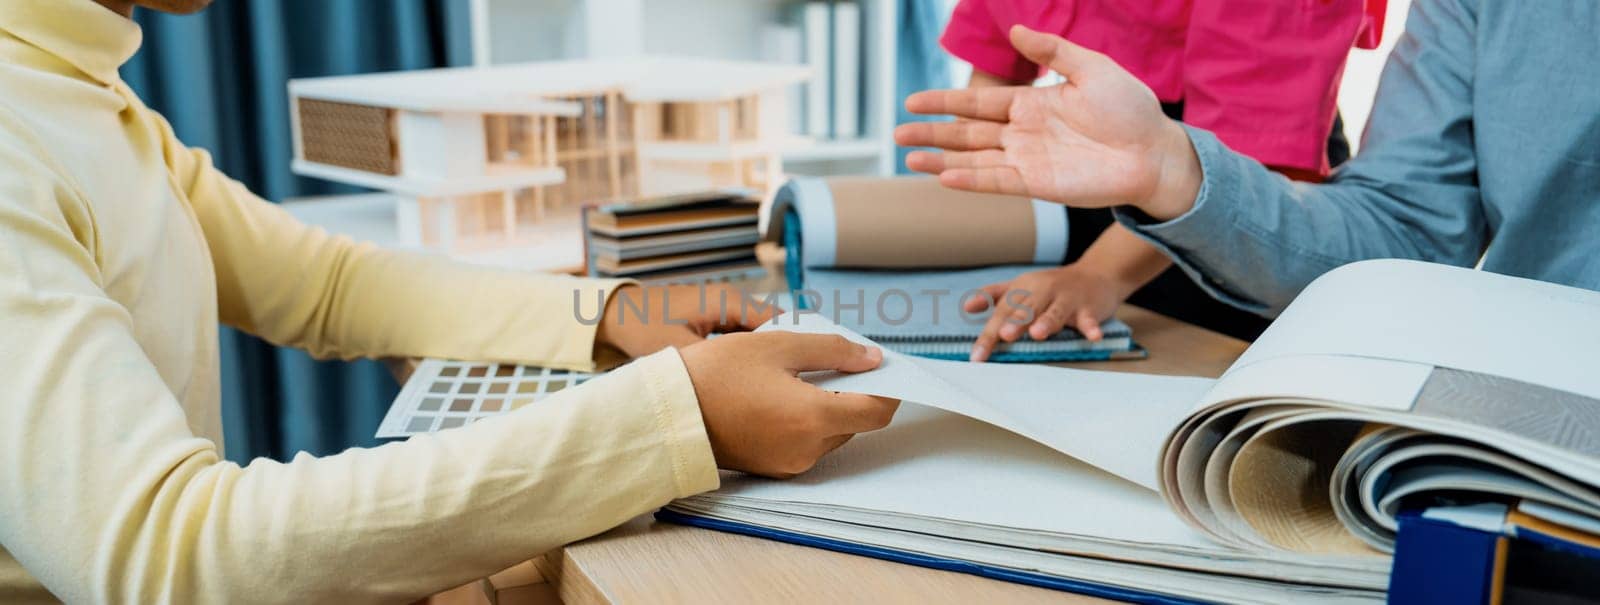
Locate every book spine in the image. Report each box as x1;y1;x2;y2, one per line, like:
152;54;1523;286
759;23;807;137
580;206;596;277
803;2;832;138
831;1;860;139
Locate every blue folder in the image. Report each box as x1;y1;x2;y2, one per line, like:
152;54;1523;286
1388;509;1503;605
1389;504;1600;604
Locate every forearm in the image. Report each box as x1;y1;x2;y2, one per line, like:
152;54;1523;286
1113;126;1325;314
1115;126;1483;315
5;323;714;603
158;112;622;368
190;350;714;603
1137;118;1208;222
1070;223;1172;299
198;172;622;369
0;189;716;602
274;231;627;369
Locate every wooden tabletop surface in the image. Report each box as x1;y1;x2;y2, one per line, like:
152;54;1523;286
518;304;1250;605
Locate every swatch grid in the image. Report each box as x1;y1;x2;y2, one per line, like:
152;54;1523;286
377;359;595;438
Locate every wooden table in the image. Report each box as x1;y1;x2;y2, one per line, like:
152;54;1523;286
467;305;1246;605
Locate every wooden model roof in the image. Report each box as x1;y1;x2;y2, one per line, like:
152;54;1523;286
289;57;812;112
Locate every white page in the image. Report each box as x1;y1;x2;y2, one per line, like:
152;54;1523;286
769;314;1023;437
713;403;1221;550
917;357;1212;490
1199;354;1432;413
1182;260;1600;502
1229;260;1600;401
760;314;1214;489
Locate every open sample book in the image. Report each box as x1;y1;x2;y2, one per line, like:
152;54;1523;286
659;260;1600;604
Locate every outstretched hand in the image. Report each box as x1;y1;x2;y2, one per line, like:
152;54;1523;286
894;25;1203;221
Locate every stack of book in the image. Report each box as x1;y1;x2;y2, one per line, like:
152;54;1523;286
583;190;766;285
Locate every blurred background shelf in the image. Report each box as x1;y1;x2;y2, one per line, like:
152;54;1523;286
781;137;885;162
281;193;587;274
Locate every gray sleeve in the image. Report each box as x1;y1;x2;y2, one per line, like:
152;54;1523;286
1114;0;1488;316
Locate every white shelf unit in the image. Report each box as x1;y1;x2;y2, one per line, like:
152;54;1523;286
471;0;899;177
281;193;588;274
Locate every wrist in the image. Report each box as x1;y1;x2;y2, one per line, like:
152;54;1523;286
594;283;641;349
1142;120;1203;222
1063;259;1142;301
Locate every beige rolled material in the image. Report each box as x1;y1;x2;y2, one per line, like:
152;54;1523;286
766;176;1068;270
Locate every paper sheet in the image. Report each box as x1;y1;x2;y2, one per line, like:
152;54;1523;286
1232;260;1600;401
711;402;1223;552
760;314;1213;489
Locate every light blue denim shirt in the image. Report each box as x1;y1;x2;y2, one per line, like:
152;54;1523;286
1116;0;1600;316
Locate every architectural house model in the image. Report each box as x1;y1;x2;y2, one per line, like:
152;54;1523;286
288;58;809;251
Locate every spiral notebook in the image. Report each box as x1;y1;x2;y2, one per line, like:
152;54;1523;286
788;260;1146;363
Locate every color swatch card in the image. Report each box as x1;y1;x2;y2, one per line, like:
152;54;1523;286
376;359;595;438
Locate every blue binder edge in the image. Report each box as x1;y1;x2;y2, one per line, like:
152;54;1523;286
1388;510;1500;605
654;508;1212;605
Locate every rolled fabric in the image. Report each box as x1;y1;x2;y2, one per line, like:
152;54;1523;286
766;176;1069;270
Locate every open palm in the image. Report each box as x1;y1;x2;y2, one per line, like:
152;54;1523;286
896;26;1198;212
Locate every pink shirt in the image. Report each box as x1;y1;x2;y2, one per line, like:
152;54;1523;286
942;0;1386;177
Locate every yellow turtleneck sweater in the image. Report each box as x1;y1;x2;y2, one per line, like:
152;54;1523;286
0;1;719;602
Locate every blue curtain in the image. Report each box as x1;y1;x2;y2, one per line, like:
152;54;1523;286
120;1;473;463
894;0;953;174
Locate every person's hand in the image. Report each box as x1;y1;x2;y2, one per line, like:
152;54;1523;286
893;25;1203;221
595;284;777;358
961;264;1132;362
678;332;900;478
